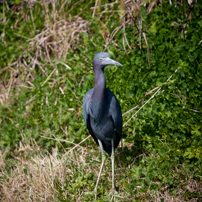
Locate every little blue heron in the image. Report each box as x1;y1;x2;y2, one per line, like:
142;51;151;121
83;52;122;198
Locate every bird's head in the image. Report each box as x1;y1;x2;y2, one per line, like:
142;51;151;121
93;52;122;71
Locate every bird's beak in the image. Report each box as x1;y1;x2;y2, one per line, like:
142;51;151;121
103;57;123;66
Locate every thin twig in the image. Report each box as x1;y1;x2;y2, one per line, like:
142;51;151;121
76;0;93;17
91;1;118;9
28;186;32;202
145;86;159;97
7;71;13;101
188;109;202;114
110;25;123;43
68;88;83;105
122;36;127;54
138;18;142;50
61;0;83;15
122;105;139;117
0;62;17;74
41;68;56;87
123;67;180;127
24;94;37;106
92;0;99;18
52;134;66;152
40;135;83;148
96;10;124;14
59;87;65;94
65;135;91;154
143;32;150;67
122;16;132;53
30;8;35;32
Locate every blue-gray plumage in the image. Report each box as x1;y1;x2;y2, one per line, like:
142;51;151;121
83;52;123;198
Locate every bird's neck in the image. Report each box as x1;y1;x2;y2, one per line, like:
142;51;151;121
93;69;106;101
90;69;107;121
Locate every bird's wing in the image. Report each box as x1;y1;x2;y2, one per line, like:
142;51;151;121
108;90;122;136
83;88;99;145
83;88;94;127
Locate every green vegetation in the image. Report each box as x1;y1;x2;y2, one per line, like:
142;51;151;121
0;0;201;201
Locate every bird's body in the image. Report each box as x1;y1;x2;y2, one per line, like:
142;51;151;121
83;87;122;155
83;52;122;198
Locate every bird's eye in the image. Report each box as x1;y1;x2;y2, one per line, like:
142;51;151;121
99;58;103;61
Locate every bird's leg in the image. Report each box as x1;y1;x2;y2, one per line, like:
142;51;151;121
111;139;116;194
94;139;106;200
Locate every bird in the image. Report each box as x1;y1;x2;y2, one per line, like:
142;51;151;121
83;52;123;199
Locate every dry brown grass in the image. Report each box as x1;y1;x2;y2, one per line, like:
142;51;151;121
0;0;168;106
145;179;202;202
0;0;90;106
0;138;89;201
0;0;195;106
0;134;201;201
28;16;91;61
1;140;201;201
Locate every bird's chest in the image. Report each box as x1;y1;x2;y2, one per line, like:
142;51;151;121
90;97;108;120
89;95;115;137
90;114;115;138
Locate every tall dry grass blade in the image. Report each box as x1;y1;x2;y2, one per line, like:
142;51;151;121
92;0;100;18
138;17;142;50
143;32;150;67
